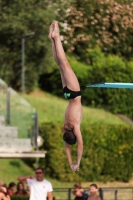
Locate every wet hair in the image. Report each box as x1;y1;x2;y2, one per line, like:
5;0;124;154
90;184;98;189
63;129;77;145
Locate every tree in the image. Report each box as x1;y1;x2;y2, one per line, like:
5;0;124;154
0;0;57;91
58;0;133;63
0;0;74;92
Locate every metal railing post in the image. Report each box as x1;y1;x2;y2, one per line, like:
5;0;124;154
99;188;104;200
68;188;71;200
21;37;25;94
114;190;118;200
21;32;35;94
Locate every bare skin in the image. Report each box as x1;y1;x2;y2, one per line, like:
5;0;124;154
0;193;8;200
88;195;101;200
88;186;101;200
48;21;83;171
0;187;10;200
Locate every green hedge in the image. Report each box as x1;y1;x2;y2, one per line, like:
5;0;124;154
11;196;29;200
84;47;133;119
39;121;133;182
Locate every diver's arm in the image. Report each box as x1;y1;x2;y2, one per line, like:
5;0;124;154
73;125;83;170
64;126;83;171
64;142;73;168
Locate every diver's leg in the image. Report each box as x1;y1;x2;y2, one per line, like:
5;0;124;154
49;22;66;88
51;21;80;91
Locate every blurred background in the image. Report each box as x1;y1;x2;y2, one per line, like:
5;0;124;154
1;1;133;199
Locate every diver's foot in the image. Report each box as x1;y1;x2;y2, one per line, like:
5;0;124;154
48;22;54;40
51;21;60;39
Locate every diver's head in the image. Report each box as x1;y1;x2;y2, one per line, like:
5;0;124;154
63;129;77;145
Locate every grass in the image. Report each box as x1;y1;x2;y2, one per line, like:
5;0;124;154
0;159;35;184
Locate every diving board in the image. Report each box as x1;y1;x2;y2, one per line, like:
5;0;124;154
86;82;133;88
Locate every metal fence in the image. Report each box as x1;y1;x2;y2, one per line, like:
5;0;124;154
101;187;133;200
53;187;133;200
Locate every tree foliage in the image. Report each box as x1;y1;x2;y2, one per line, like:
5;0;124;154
0;0;55;91
0;0;73;92
58;0;133;63
39;121;133;182
1;0;133;92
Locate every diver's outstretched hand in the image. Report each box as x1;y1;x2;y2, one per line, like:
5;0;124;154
70;164;79;171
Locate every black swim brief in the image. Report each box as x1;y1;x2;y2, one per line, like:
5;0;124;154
63;86;81;100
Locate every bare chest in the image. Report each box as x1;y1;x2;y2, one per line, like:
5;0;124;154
88;195;100;200
64;102;82;125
